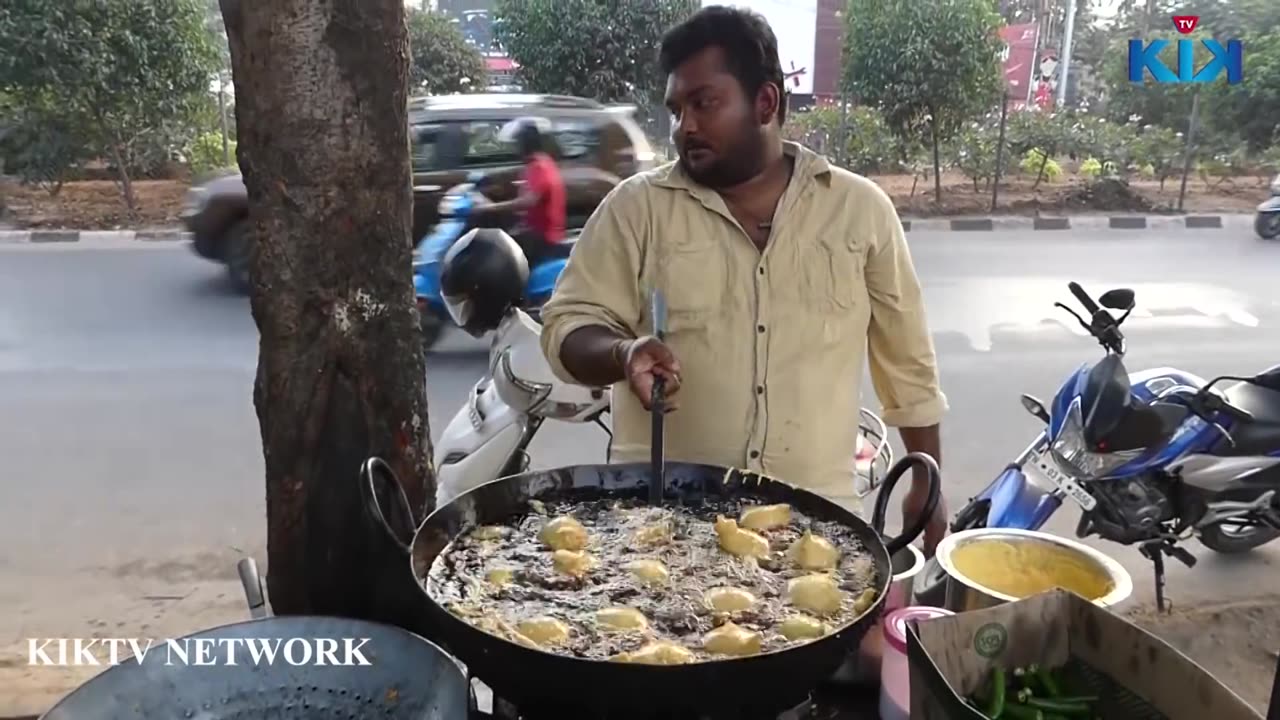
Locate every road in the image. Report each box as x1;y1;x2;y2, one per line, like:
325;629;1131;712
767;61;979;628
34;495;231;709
1;228;1278;710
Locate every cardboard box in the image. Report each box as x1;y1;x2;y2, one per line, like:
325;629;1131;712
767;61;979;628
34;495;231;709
906;589;1262;720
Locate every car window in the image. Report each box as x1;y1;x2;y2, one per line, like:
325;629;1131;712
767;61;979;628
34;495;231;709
410;123;441;172
462;120;519;167
551;120;601;160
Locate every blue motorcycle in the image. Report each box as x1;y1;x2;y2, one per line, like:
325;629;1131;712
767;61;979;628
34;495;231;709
413;174;574;350
917;281;1280;610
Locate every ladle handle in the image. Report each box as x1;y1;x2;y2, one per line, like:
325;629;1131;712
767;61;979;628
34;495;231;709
648;289;668;506
360;457;417;556
871;452;942;556
650;376;666;505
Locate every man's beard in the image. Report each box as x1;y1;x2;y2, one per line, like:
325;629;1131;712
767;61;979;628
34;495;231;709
680;126;767;189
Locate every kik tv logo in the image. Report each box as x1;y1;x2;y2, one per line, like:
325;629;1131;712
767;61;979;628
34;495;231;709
1128;15;1243;84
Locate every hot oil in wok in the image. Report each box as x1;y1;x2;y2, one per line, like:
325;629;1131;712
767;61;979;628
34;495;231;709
427;495;880;663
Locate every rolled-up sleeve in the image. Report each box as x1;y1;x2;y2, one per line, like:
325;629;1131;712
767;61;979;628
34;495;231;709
863;184;948;427
540;182;646;385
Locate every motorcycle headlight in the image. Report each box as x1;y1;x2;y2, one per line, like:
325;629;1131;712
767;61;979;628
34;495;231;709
1050;402;1142;479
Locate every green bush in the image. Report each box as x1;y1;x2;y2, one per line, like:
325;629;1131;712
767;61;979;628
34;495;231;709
1080;158;1103;179
785;105;908;174
187;131;236;174
1262;144;1280;173
1019;148;1063;183
1130;125;1183;188
947;117;1013;191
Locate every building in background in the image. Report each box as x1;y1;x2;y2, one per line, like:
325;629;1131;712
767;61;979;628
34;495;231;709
1001;22;1041;108
705;0;825;109
434;0;520;91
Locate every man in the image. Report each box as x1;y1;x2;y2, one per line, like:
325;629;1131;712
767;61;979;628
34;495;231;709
487;118;567;267
538;6;949;552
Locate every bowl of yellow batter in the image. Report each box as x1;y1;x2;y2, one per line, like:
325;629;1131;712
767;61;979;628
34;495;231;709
934;528;1132;612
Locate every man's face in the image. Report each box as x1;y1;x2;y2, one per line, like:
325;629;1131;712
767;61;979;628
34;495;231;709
664;46;769;189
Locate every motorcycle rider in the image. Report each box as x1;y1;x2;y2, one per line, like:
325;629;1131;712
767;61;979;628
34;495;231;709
485;117;568;267
538;7;950;552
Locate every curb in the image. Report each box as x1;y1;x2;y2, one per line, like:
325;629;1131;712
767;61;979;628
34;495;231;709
900;213;1252;233
0;215;1257;242
0;229;188;244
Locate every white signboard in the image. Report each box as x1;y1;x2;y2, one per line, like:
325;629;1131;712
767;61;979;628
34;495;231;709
702;0;818;96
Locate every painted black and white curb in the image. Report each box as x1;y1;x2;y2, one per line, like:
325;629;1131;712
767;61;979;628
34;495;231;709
0;229;190;244
900;214;1255;232
0;213;1259;243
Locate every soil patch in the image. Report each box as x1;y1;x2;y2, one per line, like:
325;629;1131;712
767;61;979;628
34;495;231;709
0;171;1269;230
0;179;187;230
1127;595;1280;713
882;172;1270;217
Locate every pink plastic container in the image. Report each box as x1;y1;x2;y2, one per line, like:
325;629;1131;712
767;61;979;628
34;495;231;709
880;606;954;720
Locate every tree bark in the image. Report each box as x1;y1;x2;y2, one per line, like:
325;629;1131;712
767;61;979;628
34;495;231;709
220;0;434;621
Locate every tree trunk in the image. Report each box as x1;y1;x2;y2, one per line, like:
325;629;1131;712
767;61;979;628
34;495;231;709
220;0;434;623
108;143;137;215
930;121;943;203
1033;149;1050;190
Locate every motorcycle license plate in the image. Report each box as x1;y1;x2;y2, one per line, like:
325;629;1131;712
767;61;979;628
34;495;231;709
1032;452;1098;511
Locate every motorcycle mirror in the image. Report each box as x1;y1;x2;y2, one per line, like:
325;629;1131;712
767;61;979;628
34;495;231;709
1099;288;1135;311
1020;394;1051;423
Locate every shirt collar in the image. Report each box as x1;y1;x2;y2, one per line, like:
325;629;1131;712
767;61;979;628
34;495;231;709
652;141;832;194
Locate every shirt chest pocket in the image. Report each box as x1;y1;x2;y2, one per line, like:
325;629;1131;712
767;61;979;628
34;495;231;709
781;235;865;313
657;236;726;320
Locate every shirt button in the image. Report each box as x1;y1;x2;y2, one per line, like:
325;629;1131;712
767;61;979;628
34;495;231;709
758;267;765;275
756;385;764;395
749;450;760;459
757;325;765;333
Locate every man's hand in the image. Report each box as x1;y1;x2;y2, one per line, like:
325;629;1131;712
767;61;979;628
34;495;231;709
903;483;948;557
620;336;682;410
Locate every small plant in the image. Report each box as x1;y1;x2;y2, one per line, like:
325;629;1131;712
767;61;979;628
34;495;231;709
948;119;1012;191
1130;125;1182;189
1262;144;1280;173
1019;148;1063;183
1080;157;1103;179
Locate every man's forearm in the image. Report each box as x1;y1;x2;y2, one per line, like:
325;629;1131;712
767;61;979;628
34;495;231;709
560;325;632;386
899;424;942;487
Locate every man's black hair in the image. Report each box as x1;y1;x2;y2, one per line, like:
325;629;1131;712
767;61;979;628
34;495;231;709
658;5;788;126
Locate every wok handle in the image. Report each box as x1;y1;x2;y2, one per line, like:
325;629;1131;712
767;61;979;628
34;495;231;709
237;557;269;620
360;457;416;557
871;452;941;556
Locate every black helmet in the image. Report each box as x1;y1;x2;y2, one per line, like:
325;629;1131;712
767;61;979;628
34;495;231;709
440;228;529;336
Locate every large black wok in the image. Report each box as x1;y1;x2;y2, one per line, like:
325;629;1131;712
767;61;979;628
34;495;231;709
362;455;940;718
39;616;471;719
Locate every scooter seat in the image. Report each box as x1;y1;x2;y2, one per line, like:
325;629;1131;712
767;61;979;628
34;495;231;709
1218;381;1280;456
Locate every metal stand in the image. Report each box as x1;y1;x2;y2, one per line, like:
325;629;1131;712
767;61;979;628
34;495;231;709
1139;540;1196;613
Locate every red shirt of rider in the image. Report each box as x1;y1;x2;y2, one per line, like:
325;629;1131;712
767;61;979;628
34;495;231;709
522;152;566;243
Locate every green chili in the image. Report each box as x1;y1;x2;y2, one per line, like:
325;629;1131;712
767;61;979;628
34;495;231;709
983;667;1008;718
1034;666;1061;697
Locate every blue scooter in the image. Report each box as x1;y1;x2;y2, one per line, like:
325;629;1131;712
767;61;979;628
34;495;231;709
413;173;574;350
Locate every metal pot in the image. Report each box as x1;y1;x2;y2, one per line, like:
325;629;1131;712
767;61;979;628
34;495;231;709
885;543;925;613
828;543;928;686
933;528;1133;612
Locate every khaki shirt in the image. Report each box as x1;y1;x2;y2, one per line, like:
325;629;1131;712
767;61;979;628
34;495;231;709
540;142;947;511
